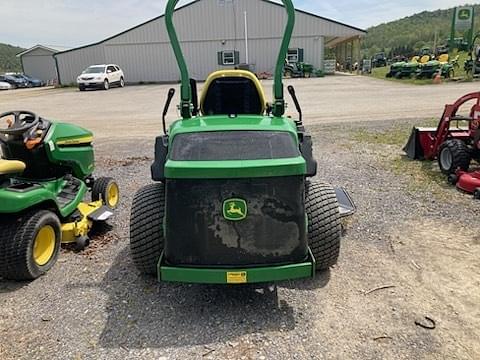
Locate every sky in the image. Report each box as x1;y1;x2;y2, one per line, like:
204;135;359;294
0;0;473;49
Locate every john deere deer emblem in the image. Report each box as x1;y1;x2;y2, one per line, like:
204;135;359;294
459;8;471;20
223;199;247;221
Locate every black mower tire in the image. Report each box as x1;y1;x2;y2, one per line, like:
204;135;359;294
0;210;61;280
130;183;165;276
305;181;342;271
92;177;120;210
438;139;471;175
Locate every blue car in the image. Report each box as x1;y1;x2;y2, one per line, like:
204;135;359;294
0;74;28;88
13;74;45;87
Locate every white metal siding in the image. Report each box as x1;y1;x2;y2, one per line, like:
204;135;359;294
21;48;58;82
55;0;362;84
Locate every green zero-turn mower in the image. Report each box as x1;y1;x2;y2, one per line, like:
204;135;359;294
0;111;119;280
129;0;355;285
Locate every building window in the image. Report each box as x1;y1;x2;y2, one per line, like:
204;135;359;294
218;50;240;66
287;48;304;63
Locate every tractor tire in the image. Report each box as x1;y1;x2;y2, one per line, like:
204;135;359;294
474;188;480;200
446;68;454;79
92;177;120;210
305;181;342;271
130;183;165;276
0;210;61;280
438;139;471;175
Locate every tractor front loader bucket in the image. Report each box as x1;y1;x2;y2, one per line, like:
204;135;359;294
403;127;437;160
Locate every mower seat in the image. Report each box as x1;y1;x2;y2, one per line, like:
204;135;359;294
0;159;26;176
200;70;266;116
437;54;449;63
419;55;431;64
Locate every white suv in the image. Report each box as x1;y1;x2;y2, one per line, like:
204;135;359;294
77;64;125;91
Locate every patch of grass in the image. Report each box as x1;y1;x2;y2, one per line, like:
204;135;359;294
390;156;450;195
352;127;411;147
351;121;454;199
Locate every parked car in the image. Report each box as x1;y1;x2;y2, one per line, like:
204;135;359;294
371;52;388;68
12;74;45;87
77;64;125;91
0;74;28;89
0;81;12;90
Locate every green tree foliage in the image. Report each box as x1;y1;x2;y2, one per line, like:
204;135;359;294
0;43;25;73
363;5;480;58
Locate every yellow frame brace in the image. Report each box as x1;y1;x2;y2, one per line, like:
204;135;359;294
200;70;267;115
61;200;103;243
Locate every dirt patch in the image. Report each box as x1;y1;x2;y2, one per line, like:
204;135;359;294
387;219;480;358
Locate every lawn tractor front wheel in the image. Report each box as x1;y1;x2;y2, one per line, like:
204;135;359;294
92;177;120;210
0;210;61;280
306;181;342;271
438;139;471;175
130;183;165;276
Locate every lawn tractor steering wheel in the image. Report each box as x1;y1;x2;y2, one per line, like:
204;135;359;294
0;111;40;136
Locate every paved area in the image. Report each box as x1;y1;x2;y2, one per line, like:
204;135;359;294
1;76;479;359
2;76;480;145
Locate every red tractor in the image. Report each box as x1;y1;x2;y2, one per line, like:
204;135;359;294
404;92;480;198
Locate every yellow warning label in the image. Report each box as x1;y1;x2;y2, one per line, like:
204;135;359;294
226;271;247;284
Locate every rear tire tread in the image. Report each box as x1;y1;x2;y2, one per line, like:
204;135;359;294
129;183;165;275
306;181;342;271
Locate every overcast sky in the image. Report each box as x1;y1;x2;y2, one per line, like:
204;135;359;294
0;0;473;49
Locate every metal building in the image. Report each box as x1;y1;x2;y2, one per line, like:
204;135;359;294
16;45;70;83
54;0;365;85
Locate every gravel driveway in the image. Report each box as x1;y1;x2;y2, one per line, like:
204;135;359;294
1;77;480;359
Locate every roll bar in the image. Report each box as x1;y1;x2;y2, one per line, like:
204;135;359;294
165;0;295;118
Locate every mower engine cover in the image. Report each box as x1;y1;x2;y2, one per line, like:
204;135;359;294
162;115;309;267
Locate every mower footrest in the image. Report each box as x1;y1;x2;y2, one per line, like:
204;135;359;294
87;206;113;221
335;187;356;217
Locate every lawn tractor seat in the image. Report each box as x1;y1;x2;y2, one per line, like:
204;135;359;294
200;70;266;116
419;55;431;64
437;54;449;63
0;159;26;177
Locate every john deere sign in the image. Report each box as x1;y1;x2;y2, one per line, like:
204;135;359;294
455;7;474;31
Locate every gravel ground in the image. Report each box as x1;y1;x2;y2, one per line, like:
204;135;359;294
1;77;480;359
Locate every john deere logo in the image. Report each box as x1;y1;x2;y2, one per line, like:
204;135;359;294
458;8;471;20
223;199;247;221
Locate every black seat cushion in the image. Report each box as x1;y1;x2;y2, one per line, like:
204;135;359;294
202;77;263;115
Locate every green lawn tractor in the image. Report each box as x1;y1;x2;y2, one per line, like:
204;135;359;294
0;111;119;281
284;60;315;78
386;60;407;78
464;34;480;76
416;54;455;79
129;0;355;285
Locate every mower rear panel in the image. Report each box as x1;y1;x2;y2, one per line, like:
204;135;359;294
160;114;312;280
164;176;308;267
